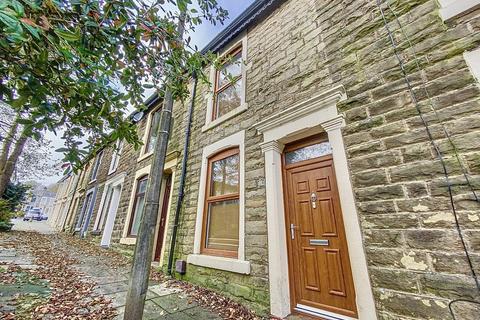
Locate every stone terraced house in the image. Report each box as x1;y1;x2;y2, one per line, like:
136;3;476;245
50;0;480;319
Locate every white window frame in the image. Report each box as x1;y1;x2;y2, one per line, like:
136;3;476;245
464;47;480;82
187;130;250;274
439;0;480;21
120;165;151;245
89;151;103;183
108;140;124;175
202;34;248;132
75;186;96;237
138;106;161;162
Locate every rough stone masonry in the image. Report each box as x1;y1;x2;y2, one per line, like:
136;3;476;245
60;0;480;319
159;0;480;318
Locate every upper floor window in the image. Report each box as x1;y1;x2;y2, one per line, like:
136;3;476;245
128;175;148;237
201;148;240;258
202;35;247;132
145;109;161;154
213;46;242;120
108;140;124;175
90;150;103;182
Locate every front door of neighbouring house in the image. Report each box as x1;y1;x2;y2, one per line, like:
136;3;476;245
100;184;122;247
154;174;172;262
283;136;357;319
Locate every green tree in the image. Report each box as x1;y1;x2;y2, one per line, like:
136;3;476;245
2;181;30;211
0;0;227;195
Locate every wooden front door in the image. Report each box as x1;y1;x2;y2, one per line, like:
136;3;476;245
284;137;357;318
154;174;172;262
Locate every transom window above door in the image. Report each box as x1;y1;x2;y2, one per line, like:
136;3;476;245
202;148;240;258
285;141;332;165
213;46;242;120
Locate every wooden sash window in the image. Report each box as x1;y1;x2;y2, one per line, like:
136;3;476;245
128;175;148;237
201;148;240;258
213;46;242;120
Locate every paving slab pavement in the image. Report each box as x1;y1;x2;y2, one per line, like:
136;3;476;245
0;230;222;320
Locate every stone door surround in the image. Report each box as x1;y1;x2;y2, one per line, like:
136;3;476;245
253;85;377;320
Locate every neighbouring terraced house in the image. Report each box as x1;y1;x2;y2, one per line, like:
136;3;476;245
49;0;480;319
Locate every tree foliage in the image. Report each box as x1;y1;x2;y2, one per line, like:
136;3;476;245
2;181;30;211
0;0;227;167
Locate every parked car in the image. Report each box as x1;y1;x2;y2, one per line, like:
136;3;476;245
23;208;42;221
41;213;48;221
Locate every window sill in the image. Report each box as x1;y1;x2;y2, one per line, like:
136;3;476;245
440;0;480;21
107;168;117;176
202;104;248;132
137;152;153;162
187;254;250;274
88;179;97;184
119;237;136;245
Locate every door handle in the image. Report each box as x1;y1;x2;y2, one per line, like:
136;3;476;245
290;223;298;240
311;192;317;209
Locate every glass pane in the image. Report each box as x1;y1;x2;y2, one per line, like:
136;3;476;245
91;152;103;179
147;111;161;153
285;142;332;165
205;199;239;252
138;178;148;194
217;51;242;88
210;153;239;196
215;78;242;118
130;194;145;236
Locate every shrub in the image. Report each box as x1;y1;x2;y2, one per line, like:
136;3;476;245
0;199;13;224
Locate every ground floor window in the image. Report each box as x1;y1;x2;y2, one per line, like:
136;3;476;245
188;131;250;274
76;188;96;237
128;175;148;237
202;148;240;258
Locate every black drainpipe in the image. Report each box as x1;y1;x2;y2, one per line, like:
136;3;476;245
167;73;198;275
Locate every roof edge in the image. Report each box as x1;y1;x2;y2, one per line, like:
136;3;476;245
201;0;286;54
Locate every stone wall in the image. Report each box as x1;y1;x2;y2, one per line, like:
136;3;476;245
61;0;480;318
160;0;328;314
317;0;480;318
161;0;480;318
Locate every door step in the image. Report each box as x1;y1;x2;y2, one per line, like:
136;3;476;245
294;304;357;320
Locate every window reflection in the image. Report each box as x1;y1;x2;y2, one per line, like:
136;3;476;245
210;153;239;196
285;142;332;164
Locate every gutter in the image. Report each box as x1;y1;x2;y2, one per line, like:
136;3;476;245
167;73;198;275
201;0;286;54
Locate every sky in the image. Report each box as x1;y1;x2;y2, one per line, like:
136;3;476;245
41;0;256;186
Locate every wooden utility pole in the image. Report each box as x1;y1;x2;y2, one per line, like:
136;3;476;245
123;14;186;320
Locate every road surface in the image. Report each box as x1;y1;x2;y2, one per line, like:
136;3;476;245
10;218;54;234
